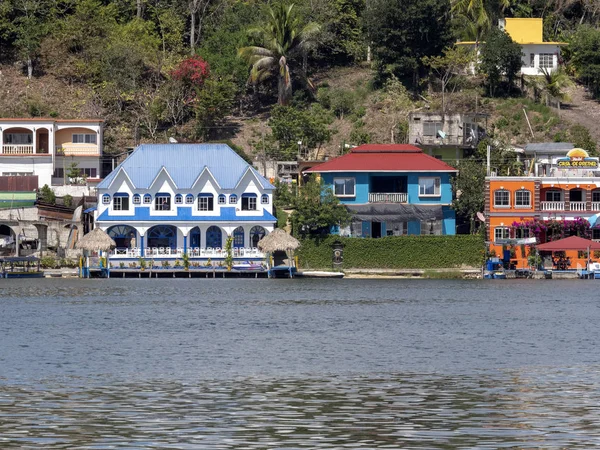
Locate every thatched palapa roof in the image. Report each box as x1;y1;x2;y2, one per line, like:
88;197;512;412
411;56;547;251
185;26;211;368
76;227;117;252
258;229;300;253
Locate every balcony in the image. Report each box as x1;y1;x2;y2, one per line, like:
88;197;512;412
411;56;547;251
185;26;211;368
369;192;407;203
570;201;586;212
540;201;564;211
1;145;49;155
110;247;265;259
56;144;100;156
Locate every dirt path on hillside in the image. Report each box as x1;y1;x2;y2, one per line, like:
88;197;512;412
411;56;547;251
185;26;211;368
561;84;600;146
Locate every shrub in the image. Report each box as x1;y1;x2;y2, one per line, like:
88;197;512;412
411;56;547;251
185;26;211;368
297;235;485;269
63;195;73;208
40;256;57;269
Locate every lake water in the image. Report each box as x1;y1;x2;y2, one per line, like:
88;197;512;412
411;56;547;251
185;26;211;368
1;278;600;448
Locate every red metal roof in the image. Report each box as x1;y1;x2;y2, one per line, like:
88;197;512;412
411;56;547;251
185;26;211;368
306;144;457;173
537;235;600;251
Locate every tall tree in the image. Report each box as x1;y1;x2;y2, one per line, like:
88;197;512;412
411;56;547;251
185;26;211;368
238;2;320;105
364;0;453;87
480;27;522;96
451;0;509;44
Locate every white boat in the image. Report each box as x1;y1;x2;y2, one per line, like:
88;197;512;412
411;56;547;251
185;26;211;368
296;271;344;278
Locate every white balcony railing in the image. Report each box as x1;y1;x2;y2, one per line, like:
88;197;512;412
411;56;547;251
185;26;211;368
2;145;34;154
540;201;565;211
592;202;600;211
109;247;265;259
368;192;408;203
570;201;586;212
56;145;100;156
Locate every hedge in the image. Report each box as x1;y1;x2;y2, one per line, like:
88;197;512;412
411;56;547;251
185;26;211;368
296;235;485;269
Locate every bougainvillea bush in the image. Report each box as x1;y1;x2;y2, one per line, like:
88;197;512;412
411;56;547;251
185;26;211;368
511;217;592;241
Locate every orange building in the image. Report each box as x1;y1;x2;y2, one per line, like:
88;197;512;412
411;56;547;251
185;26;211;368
485;144;600;269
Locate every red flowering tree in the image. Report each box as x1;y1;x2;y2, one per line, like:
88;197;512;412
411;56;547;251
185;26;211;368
511;217;592;242
171;56;210;88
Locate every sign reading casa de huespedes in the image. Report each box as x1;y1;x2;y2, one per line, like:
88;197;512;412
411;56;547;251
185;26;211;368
557;148;599;169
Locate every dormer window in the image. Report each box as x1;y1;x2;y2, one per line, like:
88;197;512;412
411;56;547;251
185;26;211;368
155;193;171;211
218;194;226;204
102;194;111;204
132;194;141;204
230;194;237;204
185;194;194;204
198;193;214;211
113;193;129;211
143;194;152;204
175;194;183;204
241;193;257;211
261;194;269;204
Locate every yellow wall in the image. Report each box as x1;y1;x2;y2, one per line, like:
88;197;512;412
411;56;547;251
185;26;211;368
505;18;543;44
55;127;98;147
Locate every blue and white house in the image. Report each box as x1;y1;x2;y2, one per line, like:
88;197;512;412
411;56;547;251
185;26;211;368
305;144;457;237
95;144;276;261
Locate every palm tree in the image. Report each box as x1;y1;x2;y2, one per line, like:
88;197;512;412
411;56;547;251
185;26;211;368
533;67;574;108
238;2;320;105
451;0;509;44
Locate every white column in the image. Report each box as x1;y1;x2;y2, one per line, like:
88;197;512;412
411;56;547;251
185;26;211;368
32;128;37;154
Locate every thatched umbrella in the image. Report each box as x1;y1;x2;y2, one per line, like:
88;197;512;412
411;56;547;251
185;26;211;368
258;229;300;277
257;228;299;253
76;228;116;278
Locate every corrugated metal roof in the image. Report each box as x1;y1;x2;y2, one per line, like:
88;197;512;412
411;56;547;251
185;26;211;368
306;145;457;173
98;144;274;190
524;142;574;152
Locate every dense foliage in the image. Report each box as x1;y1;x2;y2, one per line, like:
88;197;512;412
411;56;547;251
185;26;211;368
296;235;485;269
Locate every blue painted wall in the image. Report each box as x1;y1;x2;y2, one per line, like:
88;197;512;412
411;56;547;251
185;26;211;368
321;172;453;205
320;171;456;236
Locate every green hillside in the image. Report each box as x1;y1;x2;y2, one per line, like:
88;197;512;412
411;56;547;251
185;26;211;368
1;0;600;159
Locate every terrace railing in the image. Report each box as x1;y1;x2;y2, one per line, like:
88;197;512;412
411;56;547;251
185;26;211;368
368;192;408;203
540;201;565;211
110;247;265;259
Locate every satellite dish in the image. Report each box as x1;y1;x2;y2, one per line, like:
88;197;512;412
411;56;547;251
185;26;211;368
168;137;178;143
437;130;447;139
477;212;486;222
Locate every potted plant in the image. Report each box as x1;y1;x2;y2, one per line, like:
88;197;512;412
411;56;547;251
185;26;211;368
139;257;147;271
119;262;125;269
182;252;190;271
162;260;170;269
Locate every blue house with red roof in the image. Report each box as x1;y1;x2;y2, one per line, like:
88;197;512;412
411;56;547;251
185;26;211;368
306;144;457;237
94;143;276;261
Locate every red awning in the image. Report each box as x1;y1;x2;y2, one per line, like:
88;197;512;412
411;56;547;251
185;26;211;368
537;235;600;251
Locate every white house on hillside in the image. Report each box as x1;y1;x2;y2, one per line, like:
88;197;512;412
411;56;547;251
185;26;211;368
457;18;566;76
0;118;104;188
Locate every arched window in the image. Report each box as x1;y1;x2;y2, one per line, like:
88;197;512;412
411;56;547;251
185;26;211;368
206;225;222;248
198;194;214;211
232;226;244;248
515;190;531;208
147;225;177;249
250;226;266;248
102;194;111;204
189;226;201;248
494;227;509;242
229;194;237;204
545;190;562;202
185;194;194;204
175;194;183;204
218;194;226;205
143;194;152;204
107;225;137;249
132;194;141;204
494;190;510;207
261;194;269;204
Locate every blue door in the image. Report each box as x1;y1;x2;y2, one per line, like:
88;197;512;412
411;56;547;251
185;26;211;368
206;226;222;248
361;221;371;238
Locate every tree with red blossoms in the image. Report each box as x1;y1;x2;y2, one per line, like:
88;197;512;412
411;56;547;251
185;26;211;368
171;56;210;88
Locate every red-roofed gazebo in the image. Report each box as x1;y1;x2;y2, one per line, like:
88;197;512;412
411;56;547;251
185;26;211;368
537;235;600;251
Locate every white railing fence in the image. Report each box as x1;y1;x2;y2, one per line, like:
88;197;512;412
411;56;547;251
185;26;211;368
540;201;565;211
110;247;264;259
368;192;408;203
569;201;586;212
